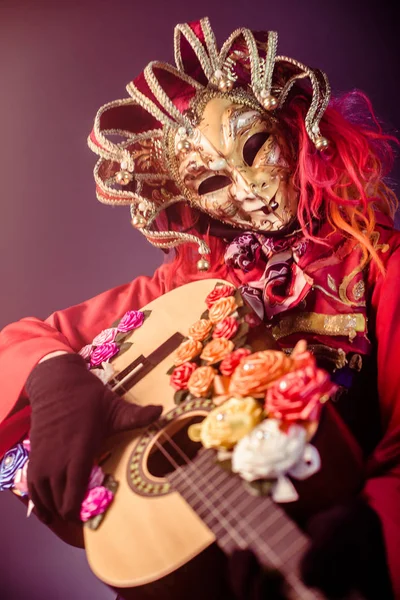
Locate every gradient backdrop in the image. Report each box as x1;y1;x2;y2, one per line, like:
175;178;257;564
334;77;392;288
0;1;399;598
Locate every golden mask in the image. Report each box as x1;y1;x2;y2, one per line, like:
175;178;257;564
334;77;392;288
174;96;298;233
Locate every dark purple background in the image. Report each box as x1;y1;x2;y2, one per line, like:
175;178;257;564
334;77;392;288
0;0;398;598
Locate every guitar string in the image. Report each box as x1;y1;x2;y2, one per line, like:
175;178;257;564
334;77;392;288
147;421;315;599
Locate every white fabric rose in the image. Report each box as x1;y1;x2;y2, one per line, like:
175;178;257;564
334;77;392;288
232;419;320;502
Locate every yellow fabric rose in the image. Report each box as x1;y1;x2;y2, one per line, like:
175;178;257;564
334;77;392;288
189;397;263;449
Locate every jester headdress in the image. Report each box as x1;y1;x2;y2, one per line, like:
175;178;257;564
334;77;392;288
88;17;331;265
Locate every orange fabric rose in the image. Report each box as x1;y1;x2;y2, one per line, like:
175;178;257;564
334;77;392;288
205;284;235;309
208;296;237;323
174;339;202;366
188;319;213;341
229;350;293;397
188;366;216;398
201;338;234;364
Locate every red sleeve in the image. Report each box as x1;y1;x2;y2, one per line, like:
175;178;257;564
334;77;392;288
0;263;173;453
364;239;400;598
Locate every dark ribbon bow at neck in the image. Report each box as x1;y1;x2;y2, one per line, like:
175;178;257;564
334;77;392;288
224;232;312;322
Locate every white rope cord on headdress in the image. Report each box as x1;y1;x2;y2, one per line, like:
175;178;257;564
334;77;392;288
127;82;176;129
173;22;215;79
262;31;278;96
143;62;203;132
219;27;260;92
276;56;322;141
200;17;219;72
92;97;136;169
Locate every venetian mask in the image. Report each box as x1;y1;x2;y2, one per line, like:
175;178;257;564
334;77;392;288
174;96;299;233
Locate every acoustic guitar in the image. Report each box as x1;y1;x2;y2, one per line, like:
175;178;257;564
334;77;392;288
81;279;363;600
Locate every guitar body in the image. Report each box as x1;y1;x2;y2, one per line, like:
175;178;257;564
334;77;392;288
84;279;223;589
81;279;363;600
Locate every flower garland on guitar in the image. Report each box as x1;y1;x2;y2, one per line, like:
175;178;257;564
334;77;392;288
168;282;337;502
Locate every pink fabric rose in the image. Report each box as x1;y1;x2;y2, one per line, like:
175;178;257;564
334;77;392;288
79;344;93;361
90;342;119;367
219;348;251;376
117;310;144;333
212;317;239;340
265;364;337;422
170;362;197;391
88;465;105;489
80;486;114;522
205;285;235;309
92;328;118;346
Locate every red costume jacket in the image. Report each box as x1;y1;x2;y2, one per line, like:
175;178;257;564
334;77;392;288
1;214;400;595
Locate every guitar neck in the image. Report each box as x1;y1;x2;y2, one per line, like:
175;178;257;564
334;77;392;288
168;449;361;600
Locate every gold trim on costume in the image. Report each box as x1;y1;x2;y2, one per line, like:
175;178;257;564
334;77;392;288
272;312;366;342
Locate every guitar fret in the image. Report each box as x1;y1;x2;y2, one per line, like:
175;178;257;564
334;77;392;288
168;449;328;600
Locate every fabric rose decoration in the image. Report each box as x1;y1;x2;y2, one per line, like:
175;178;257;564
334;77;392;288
188;319;213;341
0;444;29;491
90;342;119;367
219;348;252;376
229;350;293;397
80;486;114;522
187;366;215;398
174;339;203;366
117;310;145;333
265;364;337;422
13;460;29;497
205;284;235;309
190;397;263;449
79;344;94;361
201;338;234;364
212;317;239;340
208;297;237;323
232;419;320;502
92;328;118;346
170;362;197;390
88;465;105;490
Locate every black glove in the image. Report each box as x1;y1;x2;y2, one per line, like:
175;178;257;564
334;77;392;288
228;549;286;600
300;497;393;599
26;353;162;523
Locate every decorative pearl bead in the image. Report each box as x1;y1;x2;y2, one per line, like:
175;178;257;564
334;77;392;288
177;126;187;137
120;160;128;170
115;170;133;185
214;69;223;79
315;136;330;151
197;257;210;271
177;139;191;153
262;95;278;110
138;202;146;212
131;215;146;228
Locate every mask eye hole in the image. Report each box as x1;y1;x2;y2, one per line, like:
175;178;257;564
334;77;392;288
243;132;270;166
198;175;231;196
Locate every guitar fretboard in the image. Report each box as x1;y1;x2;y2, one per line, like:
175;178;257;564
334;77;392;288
167;448;323;600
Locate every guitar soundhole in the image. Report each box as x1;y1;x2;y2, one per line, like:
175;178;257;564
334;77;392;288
146;415;204;478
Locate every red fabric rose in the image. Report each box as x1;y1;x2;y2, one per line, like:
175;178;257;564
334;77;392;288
219;348;251;376
265;364;337;422
212;317;239;340
205;285;235;309
170;362;197;390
